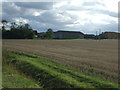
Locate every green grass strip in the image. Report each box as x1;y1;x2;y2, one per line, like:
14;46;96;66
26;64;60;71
16;57;94;88
2;64;42;88
34;57;118;88
5;51;119;88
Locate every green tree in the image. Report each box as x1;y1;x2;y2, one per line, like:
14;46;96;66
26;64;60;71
3;21;34;39
46;28;53;39
14;23;34;39
21;24;34;39
10;22;17;31
1;20;8;31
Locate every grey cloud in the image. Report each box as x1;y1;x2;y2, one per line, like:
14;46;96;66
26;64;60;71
62;21;118;34
88;9;118;18
3;2;19;15
15;2;53;10
2;2;54;18
2;2;118;34
68;7;118;18
55;1;118;18
82;1;105;6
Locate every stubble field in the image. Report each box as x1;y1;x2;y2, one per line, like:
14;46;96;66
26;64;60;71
3;39;118;83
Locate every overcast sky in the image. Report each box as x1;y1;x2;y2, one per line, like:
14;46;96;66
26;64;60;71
2;0;119;34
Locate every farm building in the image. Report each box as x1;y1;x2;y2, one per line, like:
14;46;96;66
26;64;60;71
99;32;119;39
53;31;84;39
84;34;95;39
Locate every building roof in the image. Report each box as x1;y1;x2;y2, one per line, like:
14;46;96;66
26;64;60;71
103;32;118;34
55;30;84;35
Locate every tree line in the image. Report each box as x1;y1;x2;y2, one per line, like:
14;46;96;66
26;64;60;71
1;20;54;39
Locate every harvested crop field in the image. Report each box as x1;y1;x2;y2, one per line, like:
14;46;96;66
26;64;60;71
3;39;118;83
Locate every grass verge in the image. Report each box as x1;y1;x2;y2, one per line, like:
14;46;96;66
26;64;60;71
2;50;119;88
2;51;42;88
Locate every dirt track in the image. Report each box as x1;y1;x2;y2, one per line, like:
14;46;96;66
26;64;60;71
3;39;118;82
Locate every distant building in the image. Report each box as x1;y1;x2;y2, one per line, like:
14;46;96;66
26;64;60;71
99;32;119;39
37;32;46;38
84;34;95;39
53;31;84;39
